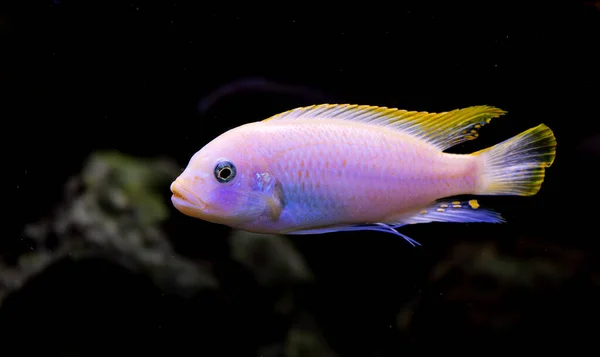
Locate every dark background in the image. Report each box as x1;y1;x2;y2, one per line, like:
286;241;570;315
2;1;600;355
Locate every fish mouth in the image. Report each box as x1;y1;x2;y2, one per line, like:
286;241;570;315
170;180;208;214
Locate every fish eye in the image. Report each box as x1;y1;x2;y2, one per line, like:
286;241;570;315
214;161;236;183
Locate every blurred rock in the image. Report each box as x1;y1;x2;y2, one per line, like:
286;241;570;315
1;150;338;356
255;310;337;357
283;314;337;357
230;230;313;287
229;230;337;357
429;240;581;289
396;238;596;344
0;151;217;305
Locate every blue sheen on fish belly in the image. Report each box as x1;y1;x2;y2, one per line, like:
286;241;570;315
284;198;505;247
275;182;355;234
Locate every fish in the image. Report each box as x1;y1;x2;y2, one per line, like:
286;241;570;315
170;104;556;246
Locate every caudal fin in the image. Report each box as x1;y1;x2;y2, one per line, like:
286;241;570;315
473;124;557;196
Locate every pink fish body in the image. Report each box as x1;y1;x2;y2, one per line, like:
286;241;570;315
170;104;556;245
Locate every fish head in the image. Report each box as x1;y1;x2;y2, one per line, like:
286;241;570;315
170;126;275;228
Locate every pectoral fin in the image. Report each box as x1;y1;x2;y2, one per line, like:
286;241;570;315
252;172;285;221
265;195;283;221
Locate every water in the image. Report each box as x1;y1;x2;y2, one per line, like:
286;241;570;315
4;2;600;355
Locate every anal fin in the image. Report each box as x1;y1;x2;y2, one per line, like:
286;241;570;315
398;199;505;225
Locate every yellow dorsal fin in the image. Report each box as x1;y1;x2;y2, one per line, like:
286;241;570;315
263;104;506;151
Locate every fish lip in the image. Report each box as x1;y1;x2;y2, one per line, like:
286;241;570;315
170;180;208;210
